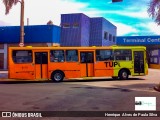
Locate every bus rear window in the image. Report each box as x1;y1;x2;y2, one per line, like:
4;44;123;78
12;50;32;63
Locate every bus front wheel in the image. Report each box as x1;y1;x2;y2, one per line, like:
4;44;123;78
51;71;64;82
118;70;129;80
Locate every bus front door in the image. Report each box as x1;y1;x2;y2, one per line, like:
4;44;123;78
134;51;144;74
80;52;94;77
35;52;48;79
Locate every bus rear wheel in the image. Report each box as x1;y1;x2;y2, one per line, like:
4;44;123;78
118;70;129;80
51;71;64;82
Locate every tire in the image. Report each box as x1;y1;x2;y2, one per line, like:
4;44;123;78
112;77;119;80
118;70;129;80
51;71;64;82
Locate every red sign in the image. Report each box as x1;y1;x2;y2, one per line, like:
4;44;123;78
19;43;24;47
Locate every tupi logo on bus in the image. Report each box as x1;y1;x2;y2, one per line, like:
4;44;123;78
104;61;120;67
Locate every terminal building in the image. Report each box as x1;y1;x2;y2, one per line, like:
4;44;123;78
61;13;90;46
60;13;116;46
117;36;160;69
90;17;116;46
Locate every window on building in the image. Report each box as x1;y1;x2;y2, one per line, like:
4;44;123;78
113;49;132;61
150;58;153;63
0;44;4;49
104;32;108;40
66;50;78;62
113;36;116;42
109;34;112;41
12;50;32;63
62;23;70;28
73;23;79;28
151;49;159;56
154;57;158;64
96;50;113;61
50;50;64;62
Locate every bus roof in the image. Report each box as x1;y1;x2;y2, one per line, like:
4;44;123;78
8;46;146;50
111;45;146;49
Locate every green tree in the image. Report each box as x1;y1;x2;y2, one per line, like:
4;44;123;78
148;0;160;25
2;0;24;44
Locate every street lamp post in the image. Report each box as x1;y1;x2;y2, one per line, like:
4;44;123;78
19;0;24;44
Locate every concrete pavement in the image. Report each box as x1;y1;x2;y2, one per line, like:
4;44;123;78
0;71;8;79
0;69;160;120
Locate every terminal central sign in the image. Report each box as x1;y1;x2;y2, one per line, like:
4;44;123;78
117;36;160;45
123;38;160;43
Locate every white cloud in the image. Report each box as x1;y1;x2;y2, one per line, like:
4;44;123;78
143;22;160;35
0;20;10;26
0;0;88;26
85;9;149;19
80;1;149;19
113;11;149;19
112;22;138;36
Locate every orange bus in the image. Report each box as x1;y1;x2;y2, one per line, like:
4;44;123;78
8;46;148;82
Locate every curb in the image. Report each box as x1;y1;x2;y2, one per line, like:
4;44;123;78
154;86;160;92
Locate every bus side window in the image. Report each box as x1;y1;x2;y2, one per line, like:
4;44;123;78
12;50;33;63
80;53;86;63
66;50;78;62
114;49;132;61
96;56;101;61
50;50;65;62
96;49;112;61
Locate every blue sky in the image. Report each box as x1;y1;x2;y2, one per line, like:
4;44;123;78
0;0;160;36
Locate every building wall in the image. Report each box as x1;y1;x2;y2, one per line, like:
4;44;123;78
0;26;19;43
61;13;90;46
0;53;4;69
24;25;60;43
90;17;117;46
61;13;81;46
149;47;160;69
0;44;8;70
102;18;116;46
90;18;102;46
149;49;160;64
81;14;90;46
61;14;117;47
0;44;4;69
0;25;60;43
